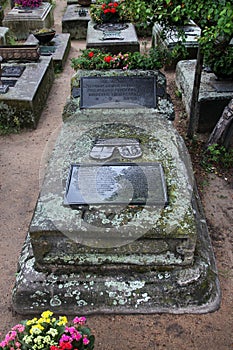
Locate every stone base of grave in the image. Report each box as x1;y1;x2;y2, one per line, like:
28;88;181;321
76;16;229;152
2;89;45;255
2;2;54;40
12;187;220;315
176;60;233;132
25;33;71;71
152;22;201;70
62;4;91;40
86;21;140;54
0;56;54;128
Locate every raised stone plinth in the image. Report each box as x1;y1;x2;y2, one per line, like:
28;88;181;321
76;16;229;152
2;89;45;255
12;70;220;315
26;33;71;70
152;22;201;69
62;4;90;40
86;21;140;54
0;57;54;128
2;2;54;40
176;60;233;132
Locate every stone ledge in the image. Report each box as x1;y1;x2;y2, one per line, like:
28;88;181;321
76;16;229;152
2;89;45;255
176;60;233;132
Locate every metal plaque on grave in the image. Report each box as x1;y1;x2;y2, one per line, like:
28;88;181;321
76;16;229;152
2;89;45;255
80;76;157;109
2;66;25;77
64;162;168;207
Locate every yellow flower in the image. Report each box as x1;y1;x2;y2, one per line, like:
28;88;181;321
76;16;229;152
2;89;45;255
41;310;53;319
57;316;68;326
26;318;38;326
30;324;44;334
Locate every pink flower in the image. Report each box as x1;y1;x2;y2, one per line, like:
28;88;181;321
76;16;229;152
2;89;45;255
83;337;90;345
73;317;86;325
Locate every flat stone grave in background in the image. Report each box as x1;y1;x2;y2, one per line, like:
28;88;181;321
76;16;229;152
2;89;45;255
2;3;54;40
79;76;157;109
12;70;220;315
152;21;201;69
25;33;71;71
176;59;233;132
62;4;91;40
0;56;54;128
86;21;140;54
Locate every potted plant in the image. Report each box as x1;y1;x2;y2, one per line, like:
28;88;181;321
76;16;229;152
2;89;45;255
0;310;95;350
32;28;56;44
90;0;131;23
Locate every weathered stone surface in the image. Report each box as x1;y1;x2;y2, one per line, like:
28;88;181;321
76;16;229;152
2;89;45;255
62;5;90;40
12;186;220;315
12;68;220;315
2;3;54;40
26;33;71;70
0;57;54;128
176;60;233;132
86;21;140;54
29;115;196;265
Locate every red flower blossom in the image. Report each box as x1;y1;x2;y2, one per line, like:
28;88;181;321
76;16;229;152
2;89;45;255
88;51;94;58
110;7;116;13
113;1;118;6
104;55;113;63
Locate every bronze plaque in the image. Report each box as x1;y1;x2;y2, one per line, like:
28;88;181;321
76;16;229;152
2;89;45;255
64;162;168;207
80;76;157;109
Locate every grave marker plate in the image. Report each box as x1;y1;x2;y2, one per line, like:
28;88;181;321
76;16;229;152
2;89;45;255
80;76;157;109
64;162;168;207
2;66;25;77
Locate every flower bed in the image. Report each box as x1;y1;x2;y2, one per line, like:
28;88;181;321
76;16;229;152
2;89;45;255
0;311;95;350
71;48;166;71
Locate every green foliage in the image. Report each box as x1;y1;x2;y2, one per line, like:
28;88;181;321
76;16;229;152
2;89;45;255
202;143;233;171
0;102;34;134
149;0;233;75
71;48;166;71
0;102;19;134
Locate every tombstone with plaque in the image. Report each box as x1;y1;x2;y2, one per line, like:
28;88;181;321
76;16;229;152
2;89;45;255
86;21;140;54
12;70;220;315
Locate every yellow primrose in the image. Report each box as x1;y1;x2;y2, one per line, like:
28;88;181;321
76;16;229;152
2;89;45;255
26;318;38;326
57;316;68;326
30;324;44;334
41;310;53;319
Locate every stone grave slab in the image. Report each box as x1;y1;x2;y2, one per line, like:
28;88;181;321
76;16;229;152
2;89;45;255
2;2;54;40
152;21;201;69
176;59;233;132
25;33;71;70
62;4;91;40
0;56;54;128
86;21;140;54
12;89;220;314
11;70;220;315
80;76;157;109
